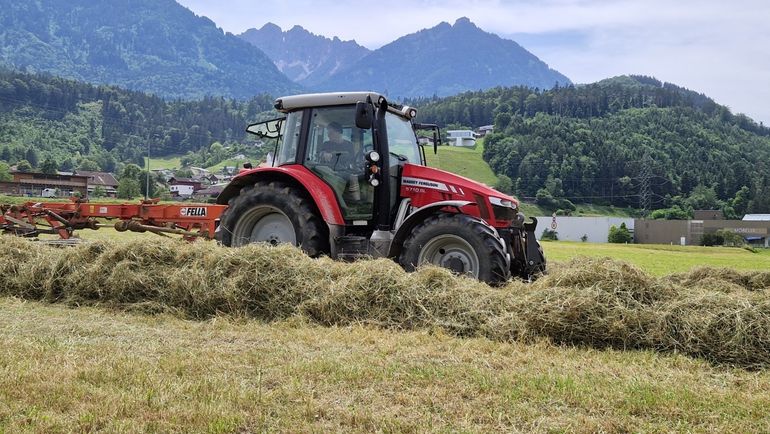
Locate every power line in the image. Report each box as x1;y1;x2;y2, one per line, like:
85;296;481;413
637;153;654;213
520;194;641;201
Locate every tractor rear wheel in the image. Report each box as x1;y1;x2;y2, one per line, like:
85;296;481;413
216;181;328;256
399;213;511;285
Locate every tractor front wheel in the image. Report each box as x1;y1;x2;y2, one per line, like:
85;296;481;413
399;213;511;285
216;181;328;256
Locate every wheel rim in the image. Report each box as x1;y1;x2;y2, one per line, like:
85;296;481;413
418;234;480;277
231;205;296;247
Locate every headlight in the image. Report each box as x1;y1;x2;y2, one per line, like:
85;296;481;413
366;151;380;162
489;196;517;209
490;196;518;222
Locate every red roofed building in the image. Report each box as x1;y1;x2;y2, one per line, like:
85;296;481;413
169;177;203;198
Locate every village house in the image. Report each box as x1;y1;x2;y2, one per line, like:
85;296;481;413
417;135;435;146
476;125;494;137
205;173;233;185
0;171;89;197
168;177;203;198
73;170;119;197
193;184;225;201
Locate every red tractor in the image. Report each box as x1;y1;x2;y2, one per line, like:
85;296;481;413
215;92;545;284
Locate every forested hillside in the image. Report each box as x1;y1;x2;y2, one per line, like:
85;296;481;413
0;0;300;99
413;76;770;215
3;69;769;216
0;69;275;172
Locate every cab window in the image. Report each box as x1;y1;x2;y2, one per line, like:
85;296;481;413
304;106;374;221
385;112;420;163
275;111;303;165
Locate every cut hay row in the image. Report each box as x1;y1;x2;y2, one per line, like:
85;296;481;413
2;237;769;368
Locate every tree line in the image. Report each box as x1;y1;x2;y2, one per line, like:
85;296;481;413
411;76;770;215
0;68;276;173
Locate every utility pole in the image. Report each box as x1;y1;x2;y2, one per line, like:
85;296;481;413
145;139;150;201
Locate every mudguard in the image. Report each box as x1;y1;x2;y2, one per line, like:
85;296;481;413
216;165;345;226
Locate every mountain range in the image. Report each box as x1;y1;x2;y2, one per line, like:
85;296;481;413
315;18;571;98
239;23;370;87
241;18;571;99
0;0;571;100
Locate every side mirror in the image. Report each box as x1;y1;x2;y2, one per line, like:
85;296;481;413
414;123;442;155
355;102;373;129
246;116;285;138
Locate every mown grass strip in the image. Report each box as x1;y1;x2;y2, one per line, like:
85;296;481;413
1;237;769;368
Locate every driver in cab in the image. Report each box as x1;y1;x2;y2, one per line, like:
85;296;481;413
319;122;356;169
315;121;367;204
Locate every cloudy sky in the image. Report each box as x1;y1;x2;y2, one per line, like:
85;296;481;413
177;0;770;124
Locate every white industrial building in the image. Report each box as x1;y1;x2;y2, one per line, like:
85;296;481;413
533;216;635;243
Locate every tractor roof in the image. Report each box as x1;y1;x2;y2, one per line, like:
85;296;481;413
274;92;383;112
275;91;418;120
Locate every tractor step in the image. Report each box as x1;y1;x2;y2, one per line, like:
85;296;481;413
335;235;370;261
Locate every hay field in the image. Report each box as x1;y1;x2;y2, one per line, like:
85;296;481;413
2;237;770;367
2;236;770;432
2;297;769;432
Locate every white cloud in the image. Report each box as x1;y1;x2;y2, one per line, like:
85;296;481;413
177;0;770;124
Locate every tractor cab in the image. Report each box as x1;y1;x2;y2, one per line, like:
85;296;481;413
217;92;546;284
247;93;421;228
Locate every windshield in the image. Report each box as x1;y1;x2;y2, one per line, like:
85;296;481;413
385;112;420;164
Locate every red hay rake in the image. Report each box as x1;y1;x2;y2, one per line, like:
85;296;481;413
0;199;228;242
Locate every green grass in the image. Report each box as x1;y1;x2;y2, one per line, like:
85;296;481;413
543;241;770;275
424;141;499;186
144;155;249;173
518;202;638;218
144;155;182;170
1;298;769;432
2;227;770;431
570;204;639;217
205;157;248;172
